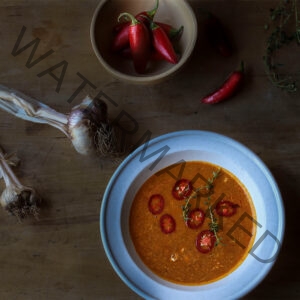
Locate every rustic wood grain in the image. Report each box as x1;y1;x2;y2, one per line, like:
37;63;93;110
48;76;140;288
0;0;299;299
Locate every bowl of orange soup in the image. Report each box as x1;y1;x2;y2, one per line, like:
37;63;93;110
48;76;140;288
100;130;285;299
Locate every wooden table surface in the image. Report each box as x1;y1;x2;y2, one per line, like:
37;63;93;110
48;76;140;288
0;0;299;299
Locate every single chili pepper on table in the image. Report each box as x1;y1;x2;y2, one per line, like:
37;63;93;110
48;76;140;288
201;62;244;104
118;12;151;74
150;22;178;64
111;0;159;52
204;13;232;57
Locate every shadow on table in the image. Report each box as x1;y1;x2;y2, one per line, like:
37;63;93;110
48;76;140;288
243;166;300;299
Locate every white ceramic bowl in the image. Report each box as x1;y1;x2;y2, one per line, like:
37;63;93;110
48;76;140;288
90;0;197;84
100;130;285;299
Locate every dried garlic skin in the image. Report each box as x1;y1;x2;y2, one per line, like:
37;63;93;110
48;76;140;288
68;96;120;156
68;109;95;155
0;146;41;220
0;186;41;219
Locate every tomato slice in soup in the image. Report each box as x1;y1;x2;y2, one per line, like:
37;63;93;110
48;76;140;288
160;214;176;234
148;194;164;215
172;179;193;200
216;200;239;217
196;230;216;253
186;208;205;229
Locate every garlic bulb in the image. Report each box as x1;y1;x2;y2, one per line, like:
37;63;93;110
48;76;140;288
0;85;119;156
0;146;41;219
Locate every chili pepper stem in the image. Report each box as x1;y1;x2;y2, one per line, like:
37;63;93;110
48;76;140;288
171;25;184;39
147;0;159;18
150;22;159;30
118;12;138;25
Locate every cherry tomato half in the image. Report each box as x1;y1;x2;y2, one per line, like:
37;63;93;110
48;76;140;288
186;208;205;229
148;194;164;215
196;230;216;254
160;214;176;234
215;200;239;217
172;179;193;200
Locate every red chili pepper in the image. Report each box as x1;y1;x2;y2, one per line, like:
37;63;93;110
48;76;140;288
155;22;184;41
112;0;159;52
135;0;159;26
172;179;193;200
111;16;149;53
113;21;130;34
160;214;176;234
119;47;132;59
111;24;130;52
116;21;183;41
150;49;166;61
201;62;244;104
120;47;164;61
118;13;151;74
150;22;178;64
186;208;205;229
114;0;159;32
215;200;239;217
148;194;165;215
204;13;232;57
121;47;181;62
196;230;216;253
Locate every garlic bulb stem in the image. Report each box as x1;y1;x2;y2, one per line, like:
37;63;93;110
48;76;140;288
0;85;69;137
0;85;120;157
0;147;22;188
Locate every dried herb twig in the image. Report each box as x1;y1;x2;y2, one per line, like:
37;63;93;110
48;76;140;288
264;0;300;92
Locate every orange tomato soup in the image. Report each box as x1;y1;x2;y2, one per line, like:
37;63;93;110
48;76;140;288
129;161;256;285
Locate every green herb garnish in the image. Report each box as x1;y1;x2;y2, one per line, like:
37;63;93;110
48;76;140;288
205;197;223;246
182;168;221;221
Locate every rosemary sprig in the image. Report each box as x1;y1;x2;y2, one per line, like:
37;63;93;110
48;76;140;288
182;168;221;221
264;0;300;92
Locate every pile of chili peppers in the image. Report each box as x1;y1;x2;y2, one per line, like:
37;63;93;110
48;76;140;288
111;0;183;74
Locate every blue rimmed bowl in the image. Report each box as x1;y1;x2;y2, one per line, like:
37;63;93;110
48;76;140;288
100;130;285;299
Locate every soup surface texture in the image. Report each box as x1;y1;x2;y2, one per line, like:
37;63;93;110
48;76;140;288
129;161;256;285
